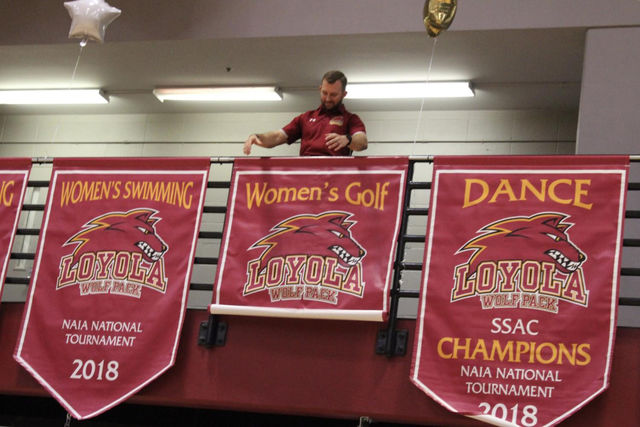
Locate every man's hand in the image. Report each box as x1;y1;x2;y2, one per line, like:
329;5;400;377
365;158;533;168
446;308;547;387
243;134;262;155
325;133;349;151
243;131;287;155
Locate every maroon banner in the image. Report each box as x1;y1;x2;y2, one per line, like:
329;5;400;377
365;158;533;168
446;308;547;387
210;157;408;321
14;157;209;419
411;156;629;426
0;158;31;304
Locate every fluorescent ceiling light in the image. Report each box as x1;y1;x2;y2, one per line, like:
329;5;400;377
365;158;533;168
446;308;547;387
153;86;283;102
0;89;108;104
346;81;474;99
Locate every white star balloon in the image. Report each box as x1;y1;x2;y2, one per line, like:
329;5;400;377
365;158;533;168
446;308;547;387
64;0;121;43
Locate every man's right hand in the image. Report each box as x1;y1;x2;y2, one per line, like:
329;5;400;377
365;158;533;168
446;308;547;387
243;130;287;155
243;134;261;155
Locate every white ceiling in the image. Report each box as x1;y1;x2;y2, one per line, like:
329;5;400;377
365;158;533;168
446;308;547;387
0;3;586;116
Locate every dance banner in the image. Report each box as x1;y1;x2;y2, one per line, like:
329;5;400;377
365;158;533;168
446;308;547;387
411;156;629;426
0;158;31;304
210;157;408;321
14;157;209;419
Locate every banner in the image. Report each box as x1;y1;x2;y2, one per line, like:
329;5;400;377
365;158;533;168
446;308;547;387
0;158;31;304
210;157;408;321
411;156;629;426
14;157;209;419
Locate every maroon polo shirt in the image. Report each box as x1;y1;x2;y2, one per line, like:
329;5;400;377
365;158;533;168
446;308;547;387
281;104;366;156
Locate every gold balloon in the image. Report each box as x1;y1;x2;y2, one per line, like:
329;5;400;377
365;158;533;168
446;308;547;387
423;0;457;38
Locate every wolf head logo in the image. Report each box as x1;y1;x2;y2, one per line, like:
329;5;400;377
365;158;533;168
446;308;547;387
251;211;366;271
459;212;586;276
65;208;168;265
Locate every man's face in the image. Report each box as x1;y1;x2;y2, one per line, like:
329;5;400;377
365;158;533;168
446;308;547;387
320;79;346;110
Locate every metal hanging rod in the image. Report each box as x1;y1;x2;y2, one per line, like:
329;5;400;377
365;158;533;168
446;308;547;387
27;155;640;165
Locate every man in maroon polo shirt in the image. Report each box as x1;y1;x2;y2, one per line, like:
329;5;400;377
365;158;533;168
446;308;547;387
243;70;368;156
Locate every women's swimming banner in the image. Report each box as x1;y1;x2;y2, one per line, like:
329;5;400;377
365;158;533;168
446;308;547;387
210;157;408;321
0;158;31;305
411;156;629;426
14;157;209;420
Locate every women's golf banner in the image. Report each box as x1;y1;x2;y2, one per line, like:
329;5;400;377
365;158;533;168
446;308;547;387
411;156;629;426
13;157;209;420
210;156;408;321
0;158;31;304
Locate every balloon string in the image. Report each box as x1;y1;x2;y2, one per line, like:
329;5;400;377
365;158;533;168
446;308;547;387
68;39;87;89
0;116;6;142
53;39;87;144
411;37;438;155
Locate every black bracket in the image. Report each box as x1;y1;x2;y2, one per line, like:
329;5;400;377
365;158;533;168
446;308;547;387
198;314;227;347
375;328;408;357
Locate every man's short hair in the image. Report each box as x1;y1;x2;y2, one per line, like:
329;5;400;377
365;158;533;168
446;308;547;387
322;70;347;91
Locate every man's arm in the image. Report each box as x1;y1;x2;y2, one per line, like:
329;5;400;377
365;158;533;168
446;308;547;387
349;132;368;152
243;130;288;155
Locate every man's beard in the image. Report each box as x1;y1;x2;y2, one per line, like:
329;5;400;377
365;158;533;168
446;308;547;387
321;99;342;112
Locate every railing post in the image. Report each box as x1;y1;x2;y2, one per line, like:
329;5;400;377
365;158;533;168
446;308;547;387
376;160;417;357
